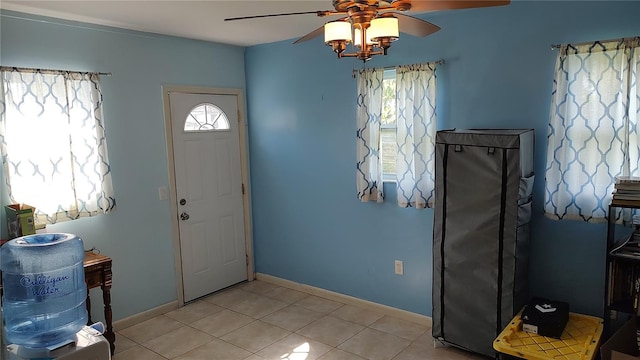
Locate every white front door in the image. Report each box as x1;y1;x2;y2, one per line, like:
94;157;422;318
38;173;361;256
168;91;248;302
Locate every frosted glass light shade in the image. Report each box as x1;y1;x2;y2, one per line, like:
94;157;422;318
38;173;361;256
324;21;351;43
353;28;375;47
369;17;399;40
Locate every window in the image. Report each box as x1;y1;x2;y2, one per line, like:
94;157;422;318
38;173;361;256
0;68;116;224
544;37;640;222
381;69;397;180
184;103;230;132
356;63;438;208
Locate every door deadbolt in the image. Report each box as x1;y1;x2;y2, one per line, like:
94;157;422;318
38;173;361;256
179;199;186;205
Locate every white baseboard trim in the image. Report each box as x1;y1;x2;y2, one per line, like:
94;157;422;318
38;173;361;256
255;273;432;327
112;301;179;331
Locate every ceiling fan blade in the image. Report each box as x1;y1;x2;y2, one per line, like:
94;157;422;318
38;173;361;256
408;0;510;13
393;13;441;37
225;10;333;22
293;25;326;44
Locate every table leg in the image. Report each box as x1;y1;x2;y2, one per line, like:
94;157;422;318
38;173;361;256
86;291;93;324
102;285;115;355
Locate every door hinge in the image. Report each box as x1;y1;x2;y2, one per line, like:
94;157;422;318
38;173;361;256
241;183;245;195
246;254;249;265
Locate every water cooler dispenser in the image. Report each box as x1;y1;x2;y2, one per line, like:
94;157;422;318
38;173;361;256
1;233;111;360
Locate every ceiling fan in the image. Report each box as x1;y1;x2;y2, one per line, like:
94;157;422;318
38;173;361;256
225;0;510;61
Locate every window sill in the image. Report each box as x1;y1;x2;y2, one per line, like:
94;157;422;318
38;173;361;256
382;175;397;183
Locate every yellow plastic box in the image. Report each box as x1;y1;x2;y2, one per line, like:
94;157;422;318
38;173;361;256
494;309;603;360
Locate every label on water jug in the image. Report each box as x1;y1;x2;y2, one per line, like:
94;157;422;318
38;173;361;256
3;267;78;301
20;272;70;297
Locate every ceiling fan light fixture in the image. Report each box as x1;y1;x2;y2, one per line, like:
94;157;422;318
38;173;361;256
324;20;352;55
324;21;351;43
353;27;375;48
229;0;510;62
369;17;399;41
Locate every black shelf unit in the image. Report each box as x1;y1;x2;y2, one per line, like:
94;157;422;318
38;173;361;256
604;199;640;336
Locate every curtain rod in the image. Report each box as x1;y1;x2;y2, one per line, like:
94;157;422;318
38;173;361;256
550;35;640;50
0;66;112;76
351;59;445;78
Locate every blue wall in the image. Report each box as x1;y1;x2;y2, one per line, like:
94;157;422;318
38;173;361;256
0;11;246;321
245;1;640;317
2;1;640;325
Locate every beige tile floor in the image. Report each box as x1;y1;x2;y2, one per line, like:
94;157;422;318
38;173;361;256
113;280;482;360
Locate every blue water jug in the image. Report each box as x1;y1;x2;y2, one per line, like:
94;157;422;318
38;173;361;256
0;233;88;348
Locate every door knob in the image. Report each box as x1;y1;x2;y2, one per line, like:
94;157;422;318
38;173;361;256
180;212;190;221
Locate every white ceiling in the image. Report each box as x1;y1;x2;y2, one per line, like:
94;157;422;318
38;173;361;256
0;1;357;47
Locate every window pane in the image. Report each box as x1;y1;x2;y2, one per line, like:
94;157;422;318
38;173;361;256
381;128;397;175
381;78;396;126
184;103;230;132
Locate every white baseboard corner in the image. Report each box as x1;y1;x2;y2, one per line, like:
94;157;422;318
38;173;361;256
255;273;432;327
112;301;179;331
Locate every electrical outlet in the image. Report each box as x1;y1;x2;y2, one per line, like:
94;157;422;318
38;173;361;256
395;260;404;275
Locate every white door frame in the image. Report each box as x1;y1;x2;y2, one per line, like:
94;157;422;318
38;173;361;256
162;85;254;306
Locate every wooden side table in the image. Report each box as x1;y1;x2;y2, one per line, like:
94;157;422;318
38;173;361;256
83;251;115;355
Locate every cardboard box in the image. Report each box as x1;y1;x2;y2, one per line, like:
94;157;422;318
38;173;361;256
600;317;639;360
521;297;569;338
5;204;36;239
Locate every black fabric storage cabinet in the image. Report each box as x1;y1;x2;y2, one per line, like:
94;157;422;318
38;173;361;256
432;129;534;357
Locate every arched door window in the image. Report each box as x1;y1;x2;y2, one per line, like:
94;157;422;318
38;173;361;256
184;103;230;132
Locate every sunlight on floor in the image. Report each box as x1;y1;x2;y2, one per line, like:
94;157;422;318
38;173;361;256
279;342;309;360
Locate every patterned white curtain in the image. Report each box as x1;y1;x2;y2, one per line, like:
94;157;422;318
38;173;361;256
545;38;640;222
356;68;384;202
395;63;437;208
0;68;116;224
